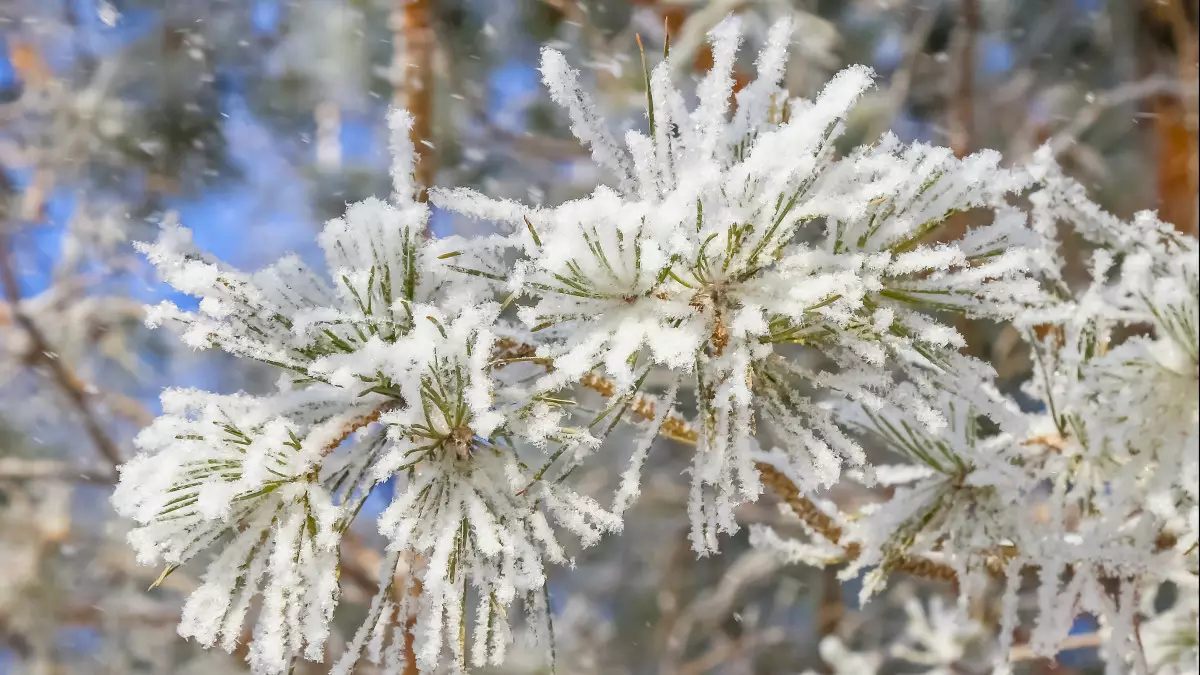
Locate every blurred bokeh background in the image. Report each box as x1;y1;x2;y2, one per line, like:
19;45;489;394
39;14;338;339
0;0;1196;673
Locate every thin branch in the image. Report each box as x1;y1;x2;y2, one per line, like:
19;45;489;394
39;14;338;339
756;462;961;585
340;530;386;596
573;367;965;585
867;2;942;141
0;230;123;472
390;3;436;668
0;457;115;484
674;627;786;675
320;402;400;457
1046;75;1182;158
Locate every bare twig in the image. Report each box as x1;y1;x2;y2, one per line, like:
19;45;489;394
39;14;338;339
1047;76;1182;158
0;230;123;472
0;457;115;484
659;549;781;673
867;3;941;141
673;627;786;675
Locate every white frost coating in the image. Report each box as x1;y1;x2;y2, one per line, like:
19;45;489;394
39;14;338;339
441;18;1048;554
387;108;418;205
114;12;1197;675
538;47;635;193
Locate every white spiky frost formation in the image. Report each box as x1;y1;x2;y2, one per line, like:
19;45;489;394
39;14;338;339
433;15;1046;554
757;158;1199;672
113;15;1198;675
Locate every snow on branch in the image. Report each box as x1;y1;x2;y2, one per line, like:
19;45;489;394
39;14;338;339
114;15;1198;675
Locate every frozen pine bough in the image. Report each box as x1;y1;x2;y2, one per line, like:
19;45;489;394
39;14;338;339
114;16;1198;675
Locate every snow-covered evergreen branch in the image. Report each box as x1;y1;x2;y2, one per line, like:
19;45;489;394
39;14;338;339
114;15;1198;675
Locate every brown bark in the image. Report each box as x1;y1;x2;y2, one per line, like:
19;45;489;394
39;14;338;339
391;2;436;670
947;0;981;160
1141;0;1199;235
395;0;436;205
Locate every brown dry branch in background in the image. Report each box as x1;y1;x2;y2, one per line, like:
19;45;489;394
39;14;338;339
1143;0;1199;235
393;2;436;670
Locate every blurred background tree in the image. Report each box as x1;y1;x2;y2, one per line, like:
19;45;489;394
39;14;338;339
0;0;1195;673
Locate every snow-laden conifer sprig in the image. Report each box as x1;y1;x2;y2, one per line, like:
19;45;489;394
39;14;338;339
758;374;1187;669
833;385;1031;599
135;110;476;396
752;191;1196;670
113;12;1200;675
1022;197;1198;560
432;16;1047;554
335;302;618;674
115;109;602;674
112;387;383;673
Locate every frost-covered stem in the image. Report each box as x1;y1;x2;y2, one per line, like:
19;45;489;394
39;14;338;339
576;367;965;585
321;402;399;457
759;462;979;585
0;229;123;471
755;464;850;550
398;553;423;675
393;5;435;666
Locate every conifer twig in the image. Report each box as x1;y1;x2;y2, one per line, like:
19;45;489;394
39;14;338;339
574;367;965;585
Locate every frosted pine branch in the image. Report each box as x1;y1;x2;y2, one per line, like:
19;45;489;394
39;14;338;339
112;14;1198;675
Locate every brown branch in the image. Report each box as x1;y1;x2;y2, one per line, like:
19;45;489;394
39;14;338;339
390;3;436;668
0;230;123;472
758;463;956;584
574;365;966;585
1158;0;1199;235
320;402;399;457
674;628;785;675
932;0;985;365
394;0;436;204
947;0;980;159
340;530;386;596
